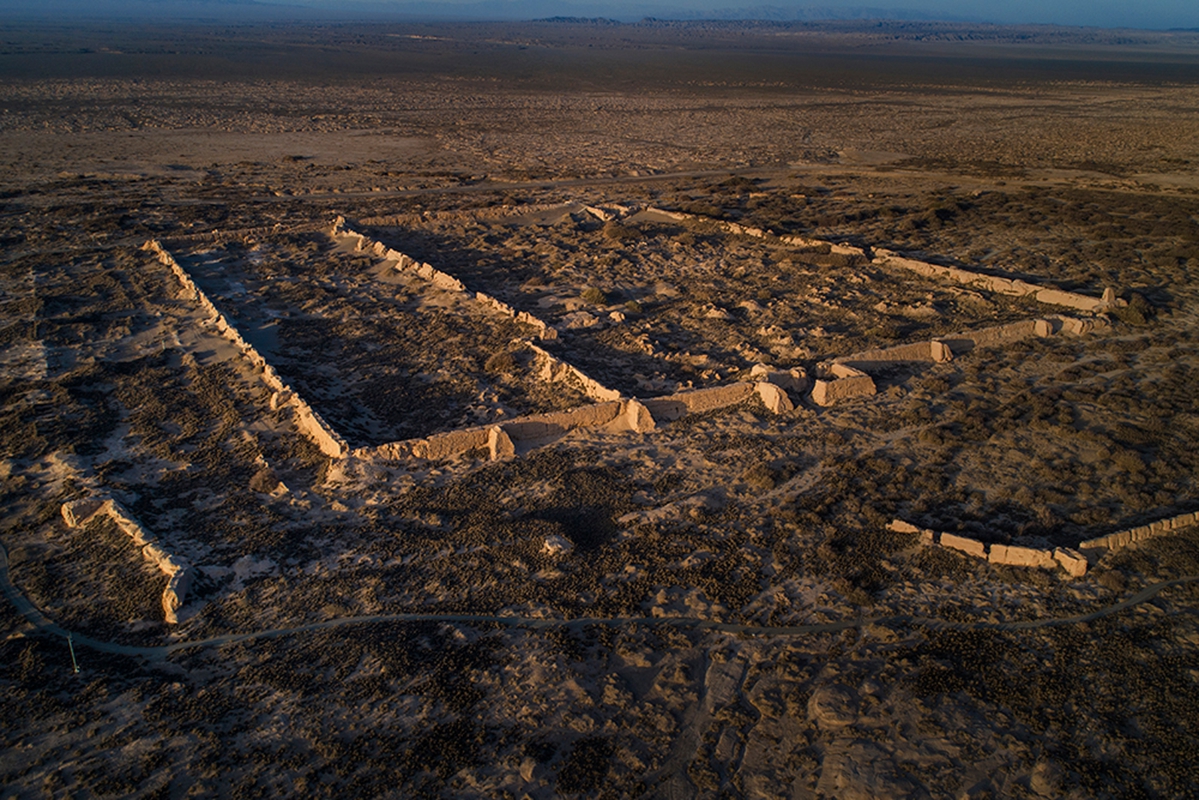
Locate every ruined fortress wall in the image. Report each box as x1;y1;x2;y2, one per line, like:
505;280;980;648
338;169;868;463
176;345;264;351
871;249;1120;313
887;518;1088;577
890;509;1199;577
527;343;622;403
836;340;953;370
501;402;623;442
62;495;192;624
360;202;587;229
334;216;558;340
937;316;1108;356
811;375;877;406
942;320;1039;353
144;240;349;459
355;401;624;463
1079;511;1199;556
643;382;755;421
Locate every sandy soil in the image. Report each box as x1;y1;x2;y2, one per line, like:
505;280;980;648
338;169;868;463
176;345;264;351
2;19;1199;800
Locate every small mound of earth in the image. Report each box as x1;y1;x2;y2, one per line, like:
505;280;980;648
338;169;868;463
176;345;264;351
808;683;860;729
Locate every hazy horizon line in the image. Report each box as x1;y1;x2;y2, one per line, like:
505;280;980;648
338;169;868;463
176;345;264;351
3;1;1199;32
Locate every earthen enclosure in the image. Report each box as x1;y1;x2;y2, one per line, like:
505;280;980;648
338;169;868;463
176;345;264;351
143;208;1123;472
95;198;1147;627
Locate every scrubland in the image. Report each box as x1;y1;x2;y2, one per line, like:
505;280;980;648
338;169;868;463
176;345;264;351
2;19;1199;799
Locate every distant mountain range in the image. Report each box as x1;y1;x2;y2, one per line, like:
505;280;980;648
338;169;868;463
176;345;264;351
0;0;973;23
5;0;1194;29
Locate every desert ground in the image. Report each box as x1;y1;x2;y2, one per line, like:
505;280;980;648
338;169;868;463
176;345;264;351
2;19;1199;799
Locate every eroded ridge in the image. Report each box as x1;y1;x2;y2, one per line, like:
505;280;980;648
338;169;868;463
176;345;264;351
61;496;193;624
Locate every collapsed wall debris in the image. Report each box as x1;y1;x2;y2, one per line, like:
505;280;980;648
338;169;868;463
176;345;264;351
143;240;349;459
61;496;193;624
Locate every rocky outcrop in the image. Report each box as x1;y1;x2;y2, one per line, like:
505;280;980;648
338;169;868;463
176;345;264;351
62;495;194;624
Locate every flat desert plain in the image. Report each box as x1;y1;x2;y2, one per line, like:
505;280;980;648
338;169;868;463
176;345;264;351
2;19;1199;799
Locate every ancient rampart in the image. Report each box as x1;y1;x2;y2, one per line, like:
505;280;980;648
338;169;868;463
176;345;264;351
144;240;349;459
332;216;558;340
887;518;1088;577
527;343;621;403
1078;511;1199;557
870;249;1124;314
889;509;1199;578
149;210;1122;465
62;496;192;624
642;207;1125;315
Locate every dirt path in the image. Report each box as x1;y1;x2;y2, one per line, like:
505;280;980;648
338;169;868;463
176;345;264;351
4;542;1197;664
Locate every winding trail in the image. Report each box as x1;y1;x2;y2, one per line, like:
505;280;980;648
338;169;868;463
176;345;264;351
3;543;1197;662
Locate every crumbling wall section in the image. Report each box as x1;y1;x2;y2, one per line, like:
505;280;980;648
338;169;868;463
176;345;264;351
1078;511;1199;559
937;315;1109;356
143;240;349;459
872;248;1124;314
527;343;622;403
354;401;626;463
887;518;1086;577
62;495;193;624
836;340;954;370
642;382;756;421
333;216;558;340
811;364;877;407
641;207;1125;314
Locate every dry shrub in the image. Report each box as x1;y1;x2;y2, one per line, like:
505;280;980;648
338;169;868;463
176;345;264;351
581;287;608;305
485;350;518;375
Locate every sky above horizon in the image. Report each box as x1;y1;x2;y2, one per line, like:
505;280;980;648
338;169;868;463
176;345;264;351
261;0;1199;30
7;0;1199;31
